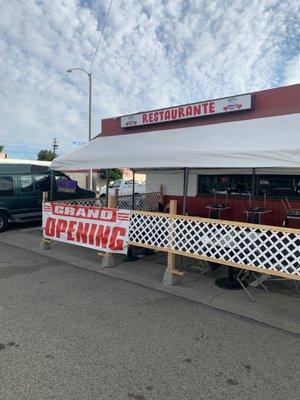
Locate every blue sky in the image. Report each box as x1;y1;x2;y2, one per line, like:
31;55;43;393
0;0;299;159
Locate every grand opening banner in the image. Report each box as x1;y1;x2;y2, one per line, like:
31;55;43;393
42;202;130;254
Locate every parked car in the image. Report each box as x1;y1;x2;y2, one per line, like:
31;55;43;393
0;160;95;232
100;179;146;197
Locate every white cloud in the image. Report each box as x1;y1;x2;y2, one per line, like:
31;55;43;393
0;0;298;158
284;55;300;85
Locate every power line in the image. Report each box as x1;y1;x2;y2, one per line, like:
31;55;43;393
89;0;114;74
93;75;157;107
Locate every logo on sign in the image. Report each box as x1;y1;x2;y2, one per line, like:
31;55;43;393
223;97;242;112
125;115;138;127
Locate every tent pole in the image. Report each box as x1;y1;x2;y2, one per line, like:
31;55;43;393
123;169;139;262
50;169;54;201
182;167;189;215
251;168;256;223
105;169;110;207
132;170;135;210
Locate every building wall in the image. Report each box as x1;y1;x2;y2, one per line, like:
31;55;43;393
145;170;197;196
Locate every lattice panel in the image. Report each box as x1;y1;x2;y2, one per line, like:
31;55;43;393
129;212;300;279
129;212;170;249
118;192;163;211
53;198;104;207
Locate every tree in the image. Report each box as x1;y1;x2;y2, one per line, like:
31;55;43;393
37;149;55;161
0;145;4;152
99;169;122;181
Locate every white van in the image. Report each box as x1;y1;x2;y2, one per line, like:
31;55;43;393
100;179;145;198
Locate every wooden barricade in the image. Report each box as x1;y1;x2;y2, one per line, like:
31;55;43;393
128;202;300;281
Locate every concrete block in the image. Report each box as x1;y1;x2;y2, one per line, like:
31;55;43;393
163;270;179;286
101;253;116;268
41;239;51;250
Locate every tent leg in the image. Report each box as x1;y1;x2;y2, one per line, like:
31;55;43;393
123;170;139;262
182;167;189;215
251;168;256;223
105;169;110;207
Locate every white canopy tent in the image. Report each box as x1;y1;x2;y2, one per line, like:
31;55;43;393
52;114;300;171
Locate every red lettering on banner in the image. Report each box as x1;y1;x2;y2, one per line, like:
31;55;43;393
55;219;68;238
209;102;215;113
43;204;130;254
88;223;98;245
76;222;90;243
45;217;56;237
142;114;148;123
185;106;193;116
109;227;126;251
193;105;201;115
159;111;164;121
178;107;185;118
148;113;153;123
153;112;159;122
67;220;77;241
202;103;209;114
164;110;170;120
171;109;178;119
95;225;111;248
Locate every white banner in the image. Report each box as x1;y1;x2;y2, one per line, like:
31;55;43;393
121;93;253;127
42;202;130;254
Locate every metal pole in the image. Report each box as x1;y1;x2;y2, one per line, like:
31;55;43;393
182;167;189;215
50;169;54;201
105;169;110;207
88;73;93;190
251;168;256;223
132;170;135;210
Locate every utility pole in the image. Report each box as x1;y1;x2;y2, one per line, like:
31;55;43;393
52;138;58;159
67;67;93;190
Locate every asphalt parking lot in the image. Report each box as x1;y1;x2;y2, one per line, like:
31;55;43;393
0;239;299;400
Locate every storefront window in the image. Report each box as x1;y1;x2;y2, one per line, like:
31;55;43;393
198;174;300;197
198;175;252;195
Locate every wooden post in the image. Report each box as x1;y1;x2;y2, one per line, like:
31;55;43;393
164;199;185;280
108;194;117;208
167;200;177;274
42;191;49;202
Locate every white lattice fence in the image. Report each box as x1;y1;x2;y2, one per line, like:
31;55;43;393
129;211;300;280
118;192;163;211
53;198;104;207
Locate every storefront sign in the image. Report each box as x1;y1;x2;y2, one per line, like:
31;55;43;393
57;179;77;193
121;93;253;128
42;203;130;254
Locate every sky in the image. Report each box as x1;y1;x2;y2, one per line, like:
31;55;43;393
0;0;299;159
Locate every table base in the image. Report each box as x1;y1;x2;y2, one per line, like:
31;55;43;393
215;276;243;290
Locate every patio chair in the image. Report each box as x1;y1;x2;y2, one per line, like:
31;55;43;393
281;198;300;227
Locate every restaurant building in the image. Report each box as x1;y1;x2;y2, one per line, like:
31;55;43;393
97;84;300;227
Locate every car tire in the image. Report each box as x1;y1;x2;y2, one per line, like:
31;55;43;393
0;212;8;233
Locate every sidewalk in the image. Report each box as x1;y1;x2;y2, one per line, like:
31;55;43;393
1;227;299;335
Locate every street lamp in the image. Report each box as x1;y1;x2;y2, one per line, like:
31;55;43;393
67;67;93;190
